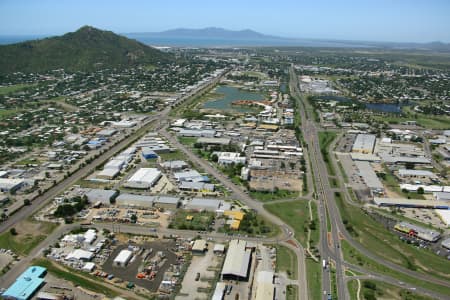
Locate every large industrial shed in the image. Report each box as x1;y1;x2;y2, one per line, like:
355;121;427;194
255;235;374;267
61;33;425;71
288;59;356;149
116;193;157;208
352;134;376;154
2;266;47;300
124;168;161;189
221;240;252;281
113;249;133;267
355;161;384;196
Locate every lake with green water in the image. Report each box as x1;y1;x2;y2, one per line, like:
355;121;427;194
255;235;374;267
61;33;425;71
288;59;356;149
202;85;265;112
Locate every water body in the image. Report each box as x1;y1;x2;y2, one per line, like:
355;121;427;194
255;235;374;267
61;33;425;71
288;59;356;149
317;95;404;113
203;85;265;112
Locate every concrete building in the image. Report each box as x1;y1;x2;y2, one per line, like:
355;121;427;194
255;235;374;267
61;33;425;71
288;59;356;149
124;168;161;189
221;240;252;281
352;134;376;154
113;249;133;267
2;266;47;300
355;161;384;196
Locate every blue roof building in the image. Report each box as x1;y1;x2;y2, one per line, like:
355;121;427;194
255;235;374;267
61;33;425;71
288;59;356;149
2;266;46;300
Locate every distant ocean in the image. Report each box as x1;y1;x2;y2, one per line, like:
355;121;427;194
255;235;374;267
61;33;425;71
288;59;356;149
0;34;372;48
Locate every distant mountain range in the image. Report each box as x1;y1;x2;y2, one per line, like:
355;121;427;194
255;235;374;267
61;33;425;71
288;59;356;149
125;27;450;50
0;26;171;74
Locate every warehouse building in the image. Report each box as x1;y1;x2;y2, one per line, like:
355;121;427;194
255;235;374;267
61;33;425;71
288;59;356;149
0;178;25;192
374;197;450;209
179;181;215;192
215;152;247;165
178;129;216;138
153;196;180;210
141;147;158;159
196;137;231;146
352;134;376;154
2;266;47;300
160;160;189;171
66;249;94;262
434;192;450;201
174;170;207;182
116;193;156;208
398;169;437;179
442;237;450;250
124;168;161;189
185;198;231;212
221;240;252;281
191;239;208;255
85;189;118;206
254;271;275;300
435;210;450;227
355;161;384;196
394;222;441;242
113;249;133;267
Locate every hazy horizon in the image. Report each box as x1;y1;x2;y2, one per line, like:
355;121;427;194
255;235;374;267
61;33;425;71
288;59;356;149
1;0;450;43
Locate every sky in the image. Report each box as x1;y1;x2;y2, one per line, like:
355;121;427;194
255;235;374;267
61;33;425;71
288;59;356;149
0;0;449;43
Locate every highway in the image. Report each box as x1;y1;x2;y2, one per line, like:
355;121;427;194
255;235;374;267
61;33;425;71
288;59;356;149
289;65;450;300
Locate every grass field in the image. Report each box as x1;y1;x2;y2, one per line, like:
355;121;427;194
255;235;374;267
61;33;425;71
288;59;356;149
250;189;300;202
348;278;438;300
341;239;450;296
286;285;298;300
373;114;450;130
158;149;188;161
177;136;197;146
306;259;322;300
275;245;298;279
334;191;450;282
0;83;34;95
0;221;58;256
0;108;22;120
318;131;337;176
33;258;119;298
264;200;317;246
169;210;214;231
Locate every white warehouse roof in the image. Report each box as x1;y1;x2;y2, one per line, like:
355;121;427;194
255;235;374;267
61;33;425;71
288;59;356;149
125;168;161;189
114;249;133;265
221;240;251;278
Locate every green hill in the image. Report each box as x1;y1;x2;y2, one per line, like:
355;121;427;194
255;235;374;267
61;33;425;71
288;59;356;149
0;26;172;74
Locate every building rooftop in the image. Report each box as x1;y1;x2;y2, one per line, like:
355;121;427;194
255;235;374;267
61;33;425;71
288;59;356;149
2;266;46;300
221;240;251;278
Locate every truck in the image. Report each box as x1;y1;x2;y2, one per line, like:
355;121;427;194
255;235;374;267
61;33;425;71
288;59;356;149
322;259;327;269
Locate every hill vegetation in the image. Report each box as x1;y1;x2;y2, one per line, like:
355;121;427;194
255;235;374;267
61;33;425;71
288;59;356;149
0;26;171;74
